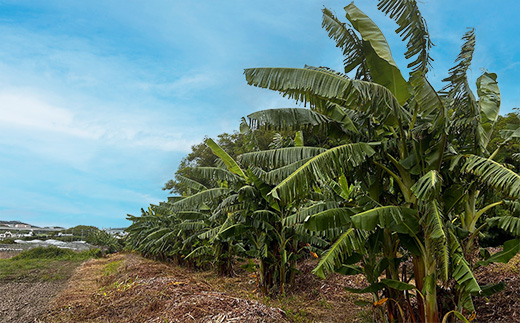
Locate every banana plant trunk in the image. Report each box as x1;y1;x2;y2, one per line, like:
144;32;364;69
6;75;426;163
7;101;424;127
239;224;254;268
423;241;440;323
413;256;426;323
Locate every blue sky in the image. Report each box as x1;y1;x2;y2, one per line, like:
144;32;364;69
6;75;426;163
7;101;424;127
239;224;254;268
0;0;518;228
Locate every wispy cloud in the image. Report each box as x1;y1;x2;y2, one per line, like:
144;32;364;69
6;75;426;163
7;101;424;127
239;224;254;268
0;88;197;153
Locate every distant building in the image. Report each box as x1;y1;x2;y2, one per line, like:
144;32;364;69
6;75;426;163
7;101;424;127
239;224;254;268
105;227;127;238
14;224;31;228
45;226;65;230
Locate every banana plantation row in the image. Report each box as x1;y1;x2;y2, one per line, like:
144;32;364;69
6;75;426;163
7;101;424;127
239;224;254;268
126;1;520;322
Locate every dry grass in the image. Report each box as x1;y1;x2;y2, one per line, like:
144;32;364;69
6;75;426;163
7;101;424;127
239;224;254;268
43;253;288;322
42;253;368;323
41;251;520;323
190;259;370;322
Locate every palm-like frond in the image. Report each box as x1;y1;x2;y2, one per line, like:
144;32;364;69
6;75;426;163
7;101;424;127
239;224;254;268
442;29;476;97
479;238;520;266
488;201;520;235
376;0;440;118
252;159;310;186
206;138;247;180
204;215;236;241
462;155;520;198
447;228;481;310
304;208;353;231
247;108;331;130
176;211;206;221
350;206;419;235
504;200;520;214
177;221;206;231
410;69;444;119
190;167;240;183
345;3;411;105
442;29;481;151
169;188;232;211
322;8;370;79
244;66;408;126
377;0;433;75
476;72;501;149
452;253;481;294
422;200;446;241
293;229;330;248
270;143;376;203
312;228;361;279
185;245;212;260
283;201;340;226
311;102;359;134
239;146;326;170
175;175;207;193
411;170;442;202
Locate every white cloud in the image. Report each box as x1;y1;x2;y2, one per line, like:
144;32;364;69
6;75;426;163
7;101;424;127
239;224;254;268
0;89;102;139
0;88;198;155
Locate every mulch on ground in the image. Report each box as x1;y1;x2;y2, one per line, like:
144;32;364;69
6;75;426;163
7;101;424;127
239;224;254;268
42;253;289;323
42;251;520;323
472;253;520;323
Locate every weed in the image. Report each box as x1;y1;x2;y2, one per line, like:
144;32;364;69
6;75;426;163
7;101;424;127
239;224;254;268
319;298;333;309
103;260;122;276
284;308;308;323
356;307;375;323
12;246;101;261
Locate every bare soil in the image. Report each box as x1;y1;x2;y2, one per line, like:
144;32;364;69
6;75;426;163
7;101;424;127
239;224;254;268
0;281;66;323
0;251;81;323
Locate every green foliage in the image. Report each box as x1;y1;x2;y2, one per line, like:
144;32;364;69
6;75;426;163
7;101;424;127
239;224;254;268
11;246;100;261
103;260;122;276
63;225;101;237
0;246;100;281
0;238;16;244
89;230;124;254
126;1;520;322
12;246;77;260
488;110;520;164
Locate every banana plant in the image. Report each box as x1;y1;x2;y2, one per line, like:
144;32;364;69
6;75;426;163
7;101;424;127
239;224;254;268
243;1;520;321
192;138;325;294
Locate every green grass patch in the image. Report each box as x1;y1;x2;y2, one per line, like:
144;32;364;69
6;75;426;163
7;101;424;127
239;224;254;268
103;259;122;276
0;238;17;244
0;246;101;281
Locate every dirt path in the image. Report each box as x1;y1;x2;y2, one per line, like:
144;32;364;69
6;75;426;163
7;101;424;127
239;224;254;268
0;250;85;323
0;281;67;323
